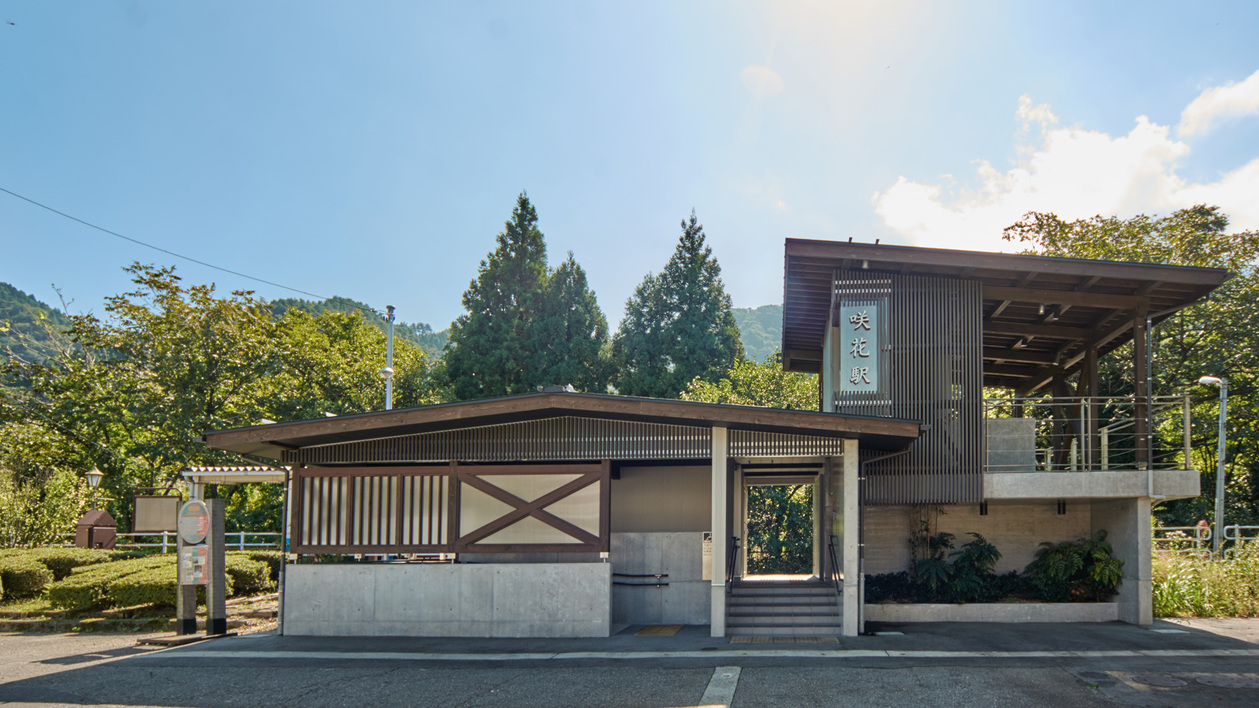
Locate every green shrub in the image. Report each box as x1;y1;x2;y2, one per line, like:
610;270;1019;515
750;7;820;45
29;547;127;580
229;550;282;583
865;571;915;603
1024;530;1124;602
0;556;54;600
942;533;1003;603
48;555;173;610
224;556;273;596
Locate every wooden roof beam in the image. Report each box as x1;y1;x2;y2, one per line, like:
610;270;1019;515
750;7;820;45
1016;318;1137;396
984;285;1147;310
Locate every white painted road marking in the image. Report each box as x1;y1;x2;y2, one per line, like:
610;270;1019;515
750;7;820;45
698;666;740;707
152;648;1259;662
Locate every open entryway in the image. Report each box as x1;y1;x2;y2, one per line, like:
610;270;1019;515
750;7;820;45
729;466;839;637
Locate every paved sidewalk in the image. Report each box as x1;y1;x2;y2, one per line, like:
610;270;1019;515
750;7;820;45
141;616;1259;668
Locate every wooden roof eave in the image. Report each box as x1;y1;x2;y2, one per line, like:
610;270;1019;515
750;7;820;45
202;392;922;461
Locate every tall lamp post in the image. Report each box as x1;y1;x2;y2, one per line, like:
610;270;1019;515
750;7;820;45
1198;376;1228;557
84;467;104;510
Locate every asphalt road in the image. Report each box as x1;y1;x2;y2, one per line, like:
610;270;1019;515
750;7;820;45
2;619;1257;707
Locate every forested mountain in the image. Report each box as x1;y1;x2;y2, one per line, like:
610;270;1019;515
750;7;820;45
270;296;448;356
733;304;782;362
0;284;71;364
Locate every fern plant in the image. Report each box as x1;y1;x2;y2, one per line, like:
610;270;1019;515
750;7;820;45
1025;530;1124;602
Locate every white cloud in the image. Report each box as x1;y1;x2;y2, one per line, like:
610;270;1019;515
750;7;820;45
873;94;1259;253
1179;68;1259;138
741;65;784;99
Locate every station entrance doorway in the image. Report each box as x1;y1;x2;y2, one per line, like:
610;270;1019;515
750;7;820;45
738;466;823;579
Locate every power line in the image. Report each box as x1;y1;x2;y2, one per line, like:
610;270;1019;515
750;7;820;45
0;185;336;303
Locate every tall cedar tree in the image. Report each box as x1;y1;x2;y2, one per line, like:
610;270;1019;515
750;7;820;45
612;211;743;398
534;252;609;392
446;193;609;399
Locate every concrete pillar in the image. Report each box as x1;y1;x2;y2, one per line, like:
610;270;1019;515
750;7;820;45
710;426;729;637
841;439;861;637
1091;497;1152;625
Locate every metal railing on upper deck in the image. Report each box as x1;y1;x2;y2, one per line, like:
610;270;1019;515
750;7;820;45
984;395;1192;473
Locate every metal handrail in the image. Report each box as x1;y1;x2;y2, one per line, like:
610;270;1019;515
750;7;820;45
726;536;740;594
827;535;841;598
984;394;1191;473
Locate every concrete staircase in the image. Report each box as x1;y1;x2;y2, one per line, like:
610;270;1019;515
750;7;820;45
726;577;841;637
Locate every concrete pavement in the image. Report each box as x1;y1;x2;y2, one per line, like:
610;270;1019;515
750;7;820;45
1;618;1256;706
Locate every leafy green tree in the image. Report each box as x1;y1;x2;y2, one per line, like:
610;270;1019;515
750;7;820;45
533;252;609;392
1003;205;1259;528
745;484;813;574
612;211;744;398
681;352;816;409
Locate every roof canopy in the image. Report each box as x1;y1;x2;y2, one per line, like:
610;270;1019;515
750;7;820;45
203;391;921;461
782;239;1230;391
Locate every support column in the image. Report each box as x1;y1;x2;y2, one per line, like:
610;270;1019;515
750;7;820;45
207;499;228;635
1092;497;1153;625
841;439;861;637
1133;312;1150;470
710;426;729;637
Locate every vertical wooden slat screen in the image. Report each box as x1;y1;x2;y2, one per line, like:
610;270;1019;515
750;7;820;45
832;270;984;504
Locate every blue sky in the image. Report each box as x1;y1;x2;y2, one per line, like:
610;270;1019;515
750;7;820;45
3;2;1258;330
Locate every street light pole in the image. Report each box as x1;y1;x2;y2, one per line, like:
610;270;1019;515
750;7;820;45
1199;376;1228;557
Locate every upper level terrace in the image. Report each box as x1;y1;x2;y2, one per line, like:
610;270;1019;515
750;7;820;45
781;239;1231;505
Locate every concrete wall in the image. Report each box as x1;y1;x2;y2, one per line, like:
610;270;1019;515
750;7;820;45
609;466;712;626
611;466;709;532
864;502;1092;575
611;532;710;625
283;562;611;637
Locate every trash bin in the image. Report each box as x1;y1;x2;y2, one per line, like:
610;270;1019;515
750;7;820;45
75;509;117;549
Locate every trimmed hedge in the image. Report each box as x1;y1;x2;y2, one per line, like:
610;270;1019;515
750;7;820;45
48;555;173;611
0;556;54;600
232;551;281;583
47;552;274;611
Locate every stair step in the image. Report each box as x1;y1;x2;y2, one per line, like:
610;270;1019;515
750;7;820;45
727;625;841;637
729;594;836;605
731;587;835;597
729;605;839;618
728;613;840;626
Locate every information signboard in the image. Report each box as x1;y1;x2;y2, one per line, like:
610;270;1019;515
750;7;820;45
178;500;209;545
178;544;208;585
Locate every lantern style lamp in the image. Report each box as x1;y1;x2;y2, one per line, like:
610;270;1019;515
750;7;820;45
85;467;103;509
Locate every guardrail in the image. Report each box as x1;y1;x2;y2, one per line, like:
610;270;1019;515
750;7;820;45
985;395;1191;472
115;531;282;553
1153;525;1211;556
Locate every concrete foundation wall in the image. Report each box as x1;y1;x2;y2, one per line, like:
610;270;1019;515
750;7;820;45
864;502;1092;575
866;602;1119;623
611;532;710;625
283;562;611;637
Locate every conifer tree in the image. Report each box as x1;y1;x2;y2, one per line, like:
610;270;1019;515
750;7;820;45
445;194;610;399
534;252;609;392
612;211;743;398
445;192;550;400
